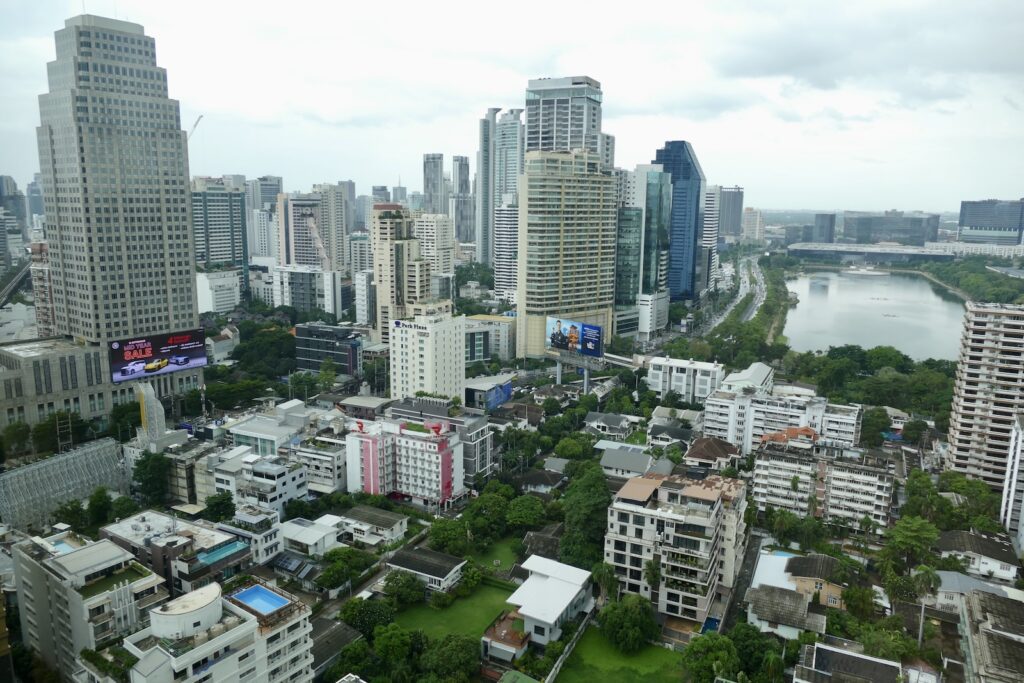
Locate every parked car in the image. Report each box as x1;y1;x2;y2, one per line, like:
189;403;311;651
169;355;190;366
144;358;169;372
122;360;147;376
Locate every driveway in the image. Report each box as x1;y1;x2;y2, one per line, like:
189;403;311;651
723;530;766;631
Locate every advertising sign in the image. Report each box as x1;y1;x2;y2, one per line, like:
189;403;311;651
545;316;603;358
109;329;208;383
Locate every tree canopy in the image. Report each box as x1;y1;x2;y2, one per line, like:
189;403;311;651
597;594;660;654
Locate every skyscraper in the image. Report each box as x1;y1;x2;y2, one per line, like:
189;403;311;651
372;185;391;203
812;213;837;243
392;185;407;205
701;186;722;288
36;15;198;348
958;199;1024;245
474;108;499;264
414;214;455;276
946;302;1024;490
423;153;446;215
494;110;524;204
26;174;44;219
0;177;26;235
719;186;744;237
191;177;248;268
250;208;277;260
493;203;518;300
245;175;283;214
278;194;326;267
312;182;350;273
655;141;706;300
449;155;474;243
371;204;432;343
742;207;765;243
516;151;617;357
525;76;604;156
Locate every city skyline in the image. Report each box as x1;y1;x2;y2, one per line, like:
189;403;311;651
1;1;1022;211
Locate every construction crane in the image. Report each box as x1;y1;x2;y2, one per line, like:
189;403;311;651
187;114;203;141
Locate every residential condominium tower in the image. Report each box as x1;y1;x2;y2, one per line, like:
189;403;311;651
475;108;500;264
414;214;455;276
516;150;617;357
525;76;604;157
423;153;447;215
191;177;248;270
371;204;432;343
449;155;474;243
475;107;524;265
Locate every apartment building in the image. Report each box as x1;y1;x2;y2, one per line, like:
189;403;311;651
288;434;346;496
215;505;283;566
202;450;308;516
644;357;725;403
389;313;466;402
750;439;896;532
345;418;466;510
78;581;312;683
14;533;167;677
603;474;747;631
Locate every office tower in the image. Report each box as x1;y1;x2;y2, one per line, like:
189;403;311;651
493;202;519;300
354;269;376;326
525;76;604;156
336;180;355;230
742;207;765;243
842;210;939;245
719;186;744;237
408;191;425;212
355;194;374;229
414;214;455;275
26;173;44;218
245;175;283;214
701;185;722;289
0;177;26;235
958;199;1024;245
250;207;278;259
423;153;446;215
495;110;524;203
811;213;837;243
312;182;350;272
450;155;474;243
390;312;466;401
947;302;1024;489
372;185;391;203
616;164;672;341
191;177;248;269
371;204;432;343
349;230;372;274
392;185;407;205
30;242;54;335
516;151;616;357
36;15;198;353
475;108;499;264
655;141;706;300
278;193;327;267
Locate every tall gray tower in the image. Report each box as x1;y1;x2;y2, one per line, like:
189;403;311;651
450;155;474;243
474;109;499;264
423;153;446;215
37;15;198;345
525;76;604;156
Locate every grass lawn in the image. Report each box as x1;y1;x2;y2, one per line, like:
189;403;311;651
395;585;511;640
470;537;519;572
624;430;648;445
558;627;682;683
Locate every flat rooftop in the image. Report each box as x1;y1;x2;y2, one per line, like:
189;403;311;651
0;336;89;359
103;511;234;551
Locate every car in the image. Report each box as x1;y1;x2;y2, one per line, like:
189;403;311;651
144;358;169;372
169;355;190;366
122;360;147;376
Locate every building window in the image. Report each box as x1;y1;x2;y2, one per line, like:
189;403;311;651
828;596;838;606
533;625;546;636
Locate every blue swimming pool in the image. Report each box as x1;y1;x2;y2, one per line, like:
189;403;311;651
770;550;797;558
51;540;75;555
232;585;290;615
197;540;249;566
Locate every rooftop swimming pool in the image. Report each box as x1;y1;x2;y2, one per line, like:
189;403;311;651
196;540;249;565
232;584;290;615
51;540;75;555
769;550;797;558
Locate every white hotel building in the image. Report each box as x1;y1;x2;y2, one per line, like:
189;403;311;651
390;313;466;401
644;357;725;403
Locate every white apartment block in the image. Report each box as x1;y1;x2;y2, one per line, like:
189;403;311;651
493;202;519;300
272;265;347;318
390;313;466;401
15;534;168;678
704;389;861;454
196;269;243;314
947;302;1024;490
1001;416;1024;545
742;208;765;244
414;214;456;276
603;475;747;629
644;357;725;403
216;505;283;565
79;581;312;683
349;232;372;274
312;182;350;273
751;442;895;532
346;418;466;510
205;451;309;516
289;434;347;496
250;208;278;260
354;269;375;327
372;205;433;343
721;362;775;394
466;314;517;361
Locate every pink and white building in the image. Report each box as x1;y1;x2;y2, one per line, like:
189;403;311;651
345;419;466;510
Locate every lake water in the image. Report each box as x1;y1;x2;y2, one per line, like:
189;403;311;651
782;270;965;360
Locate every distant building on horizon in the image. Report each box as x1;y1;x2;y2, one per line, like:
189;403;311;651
742;207;765;243
843;210;939;245
423;153;447;215
655;141;706;300
958;199;1024;245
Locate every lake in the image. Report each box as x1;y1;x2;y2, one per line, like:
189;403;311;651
782;270;966;360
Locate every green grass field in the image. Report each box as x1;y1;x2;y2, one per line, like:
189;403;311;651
557;627;682;683
470;537;520;572
394;584;512;639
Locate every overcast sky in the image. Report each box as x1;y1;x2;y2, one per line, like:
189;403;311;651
2;0;1022;211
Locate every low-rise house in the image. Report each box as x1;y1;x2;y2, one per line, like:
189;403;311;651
961;590;1024;682
930;571;1024;613
750;552;847;610
647;423;692;449
936;530;1020;583
523;523;563;561
335;505;408;547
794;641;905;683
745;584;827;640
684;437;740;472
599;448;672;479
516;469;565;496
584;412;633;439
205;324;240;363
532;385;577;408
387;547;465;592
279;517;343;558
543;457;569;474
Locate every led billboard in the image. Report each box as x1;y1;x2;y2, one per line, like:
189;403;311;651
109;329;208;383
545;316;603;358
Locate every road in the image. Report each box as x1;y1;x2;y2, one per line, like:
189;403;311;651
722;530;766;631
741;258;767;323
703;256;761;333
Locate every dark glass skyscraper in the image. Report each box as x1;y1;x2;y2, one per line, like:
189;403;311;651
654;141;705;300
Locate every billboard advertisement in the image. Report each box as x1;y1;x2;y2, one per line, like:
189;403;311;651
545;316;603;358
109;329;208;384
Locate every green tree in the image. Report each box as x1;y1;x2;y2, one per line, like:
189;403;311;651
340;598;396;639
913;564;941;598
901;419;929;445
591;562;619;604
463;493;509;542
2;422;31;457
541;397;561;416
202;492;236;522
680;632;741;683
428;518;470;556
761;651;784;683
318;358;337;394
481;479;516;500
859;407;892;447
881;516;939;572
420;634;479;682
362;358;390;394
106;401;142;442
506;495;545;532
726;623;781;679
598;594;660;654
111;496;140;520
842;585;877;621
52;498;86;531
133;451;172;506
87;487;113;527
384;570;425;607
32;411;90;453
643;559;661;590
559;464;612;568
372;623;414;664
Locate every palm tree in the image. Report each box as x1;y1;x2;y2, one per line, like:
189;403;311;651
591;562;619;605
913;564;941;598
762;652;784;683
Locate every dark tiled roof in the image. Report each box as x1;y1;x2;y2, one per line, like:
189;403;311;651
585;411;630;428
516;469;564;489
936;530;1019;566
797;642;902;683
524;523;563;560
746;585;826;633
649;423;693;442
342;505;407;529
388;547;465;579
786;554;840;581
685;436;739;463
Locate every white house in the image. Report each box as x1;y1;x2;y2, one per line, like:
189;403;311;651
279;517;343;558
504;555;593;646
935;530;1020;583
336;506;408;547
386;547;465;592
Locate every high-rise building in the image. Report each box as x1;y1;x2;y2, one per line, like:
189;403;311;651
392;185;407;205
349;230;372;274
718;186;744;237
423;153;446;215
390;312;465;401
742;207;765;243
0;177;26;236
655;141;706;300
494;110;525;204
449;155;474;243
272;265;348;317
947;302;1024;490
312;182;350;273
29;241;54;335
35;14;199;392
493;202;519;300
26;173;44;219
958;199;1024;245
475;108;500;264
843;210;939;245
388;396;496;484
408;191;425;212
1002;417;1024;545
191;177;248;271
354;269;376;327
525;76;604;156
414;214;455;275
250;207;278;259
245;175;283;214
355;194;375;229
811;213;837;243
700;186;722;290
372;185;391;203
516;151;617;357
278;193;326;267
196;269;243;314
371;204;433;343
